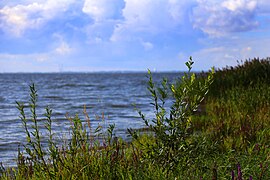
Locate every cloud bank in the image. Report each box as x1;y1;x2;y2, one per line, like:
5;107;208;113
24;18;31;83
0;0;269;72
192;0;259;37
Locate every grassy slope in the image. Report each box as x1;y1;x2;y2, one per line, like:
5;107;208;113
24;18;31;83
191;57;270;178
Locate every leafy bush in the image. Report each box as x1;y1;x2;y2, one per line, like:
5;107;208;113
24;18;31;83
129;57;214;172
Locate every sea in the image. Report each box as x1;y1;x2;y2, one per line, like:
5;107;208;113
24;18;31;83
0;72;180;167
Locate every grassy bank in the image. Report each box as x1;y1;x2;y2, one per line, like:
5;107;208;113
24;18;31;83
191;57;270;179
1;57;270;179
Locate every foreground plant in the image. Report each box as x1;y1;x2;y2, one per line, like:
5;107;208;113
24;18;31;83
129;57;215;172
11;84;132;179
16;84;53;178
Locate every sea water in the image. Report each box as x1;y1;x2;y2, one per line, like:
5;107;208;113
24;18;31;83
0;72;180;166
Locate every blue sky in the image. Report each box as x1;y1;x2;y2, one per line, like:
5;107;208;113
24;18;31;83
0;0;270;72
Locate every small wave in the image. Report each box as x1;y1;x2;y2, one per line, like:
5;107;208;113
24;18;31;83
110;104;132;108
0;141;20;147
0;96;5;102
52;111;65;116
56;83;94;88
0;118;18;125
57;83;77;88
44;95;65;100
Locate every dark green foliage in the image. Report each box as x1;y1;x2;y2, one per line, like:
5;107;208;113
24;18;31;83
195;58;270;151
192;57;270;178
208;57;270;97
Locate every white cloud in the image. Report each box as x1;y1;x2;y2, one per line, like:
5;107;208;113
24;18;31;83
191;46;240;69
141;41;153;51
55;42;73;55
81;0;125;44
52;33;74;55
1;1;269;73
84;21;117;43
0;47;73;72
222;0;257;11
0;28;77;72
0;59;59;72
35;54;49;62
0;0;76;36
191;36;270;70
256;0;270;15
0;52;50;64
192;0;259;37
83;0;191;46
82;0;124;22
110;0;194;42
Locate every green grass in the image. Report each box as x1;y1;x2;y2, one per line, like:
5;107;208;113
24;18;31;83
1;57;270;179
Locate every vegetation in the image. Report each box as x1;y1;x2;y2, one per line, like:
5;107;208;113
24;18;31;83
0;57;269;179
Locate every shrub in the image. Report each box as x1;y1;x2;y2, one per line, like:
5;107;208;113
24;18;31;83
129;57;214;172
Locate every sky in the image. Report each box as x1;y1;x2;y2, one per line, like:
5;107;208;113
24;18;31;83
0;0;270;72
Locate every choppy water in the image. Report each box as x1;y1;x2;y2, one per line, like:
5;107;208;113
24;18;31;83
0;72;180;167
